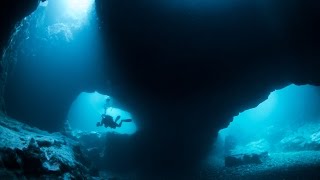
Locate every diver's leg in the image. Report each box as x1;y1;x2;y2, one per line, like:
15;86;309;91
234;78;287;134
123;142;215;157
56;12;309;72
114;115;121;123
117;119;132;127
116;121;122;127
122;119;132;122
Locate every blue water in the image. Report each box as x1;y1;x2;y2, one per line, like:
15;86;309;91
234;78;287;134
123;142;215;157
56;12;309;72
217;84;320;155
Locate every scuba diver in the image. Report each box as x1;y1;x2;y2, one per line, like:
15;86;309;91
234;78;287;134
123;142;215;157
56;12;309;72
104;96;112;114
96;114;132;129
97;96;132;129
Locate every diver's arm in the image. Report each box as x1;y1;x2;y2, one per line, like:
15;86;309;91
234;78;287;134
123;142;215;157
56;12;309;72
97;115;106;127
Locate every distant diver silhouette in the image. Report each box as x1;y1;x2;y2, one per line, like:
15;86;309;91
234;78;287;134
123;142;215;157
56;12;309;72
96;114;132;129
104;96;112;114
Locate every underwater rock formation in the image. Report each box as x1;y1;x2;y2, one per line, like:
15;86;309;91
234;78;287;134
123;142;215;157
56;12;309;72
0;114;90;179
224;139;269;167
224;153;266;167
93;0;320;174
205;151;320;179
72;130;136;174
280;123;320;151
0;0;39;52
227;139;270;156
1;0;320;176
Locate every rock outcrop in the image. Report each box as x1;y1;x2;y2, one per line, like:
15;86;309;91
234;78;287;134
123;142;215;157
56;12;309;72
280;123;320;151
0;114;90;179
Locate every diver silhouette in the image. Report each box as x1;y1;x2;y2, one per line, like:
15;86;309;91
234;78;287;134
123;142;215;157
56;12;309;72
104;96;112;114
96;114;132;129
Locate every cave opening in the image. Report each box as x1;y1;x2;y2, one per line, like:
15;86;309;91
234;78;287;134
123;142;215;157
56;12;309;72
210;84;320;169
67;91;137;135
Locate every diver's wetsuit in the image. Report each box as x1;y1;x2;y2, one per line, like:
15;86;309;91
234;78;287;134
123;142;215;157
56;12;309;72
97;114;132;129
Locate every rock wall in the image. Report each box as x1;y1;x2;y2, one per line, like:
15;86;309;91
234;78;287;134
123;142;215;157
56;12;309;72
94;0;320;174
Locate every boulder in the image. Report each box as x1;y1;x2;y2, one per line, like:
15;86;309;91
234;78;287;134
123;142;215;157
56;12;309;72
225;152;266;167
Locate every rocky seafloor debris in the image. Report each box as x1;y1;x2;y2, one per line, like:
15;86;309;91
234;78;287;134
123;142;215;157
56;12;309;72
0;114;92;179
203;151;320;180
2;112;320;179
202;121;320;179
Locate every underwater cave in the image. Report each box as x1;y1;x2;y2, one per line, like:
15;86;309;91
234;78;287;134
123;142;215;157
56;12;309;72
206;84;320;178
0;0;320;179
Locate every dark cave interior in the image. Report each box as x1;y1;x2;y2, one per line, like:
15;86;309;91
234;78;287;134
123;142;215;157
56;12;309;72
0;0;320;179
